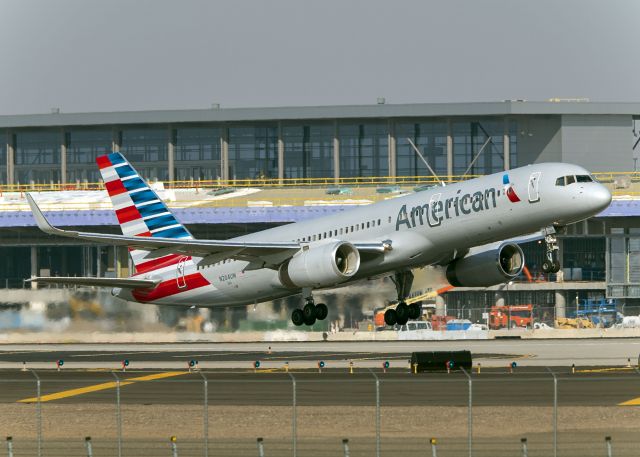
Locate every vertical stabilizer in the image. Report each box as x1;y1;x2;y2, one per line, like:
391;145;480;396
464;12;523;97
96;152;192;273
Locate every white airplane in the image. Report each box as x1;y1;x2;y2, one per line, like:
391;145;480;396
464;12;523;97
27;153;611;326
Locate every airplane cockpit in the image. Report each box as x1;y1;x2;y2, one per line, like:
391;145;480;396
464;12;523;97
555;175;595;186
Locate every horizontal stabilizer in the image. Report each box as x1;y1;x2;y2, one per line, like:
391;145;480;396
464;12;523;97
27;276;160;289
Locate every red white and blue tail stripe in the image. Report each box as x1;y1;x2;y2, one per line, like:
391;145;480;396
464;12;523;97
97;152;193;273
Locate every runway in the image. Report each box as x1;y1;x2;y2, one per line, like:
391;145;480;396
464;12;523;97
0;338;639;368
1;367;640;407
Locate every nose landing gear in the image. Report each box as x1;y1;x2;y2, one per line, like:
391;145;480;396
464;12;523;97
541;228;561;274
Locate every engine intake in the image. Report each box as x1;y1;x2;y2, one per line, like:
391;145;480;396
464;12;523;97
446;242;524;287
279;241;360;289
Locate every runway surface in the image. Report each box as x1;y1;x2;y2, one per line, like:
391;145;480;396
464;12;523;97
0;339;639;368
1;367;639;407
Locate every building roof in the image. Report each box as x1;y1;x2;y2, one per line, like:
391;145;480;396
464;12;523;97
1;101;640;129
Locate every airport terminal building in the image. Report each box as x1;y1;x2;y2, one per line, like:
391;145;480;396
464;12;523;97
1;101;640;319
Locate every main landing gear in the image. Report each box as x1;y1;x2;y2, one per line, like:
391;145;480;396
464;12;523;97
541;228;561;274
291;294;328;327
384;270;421;327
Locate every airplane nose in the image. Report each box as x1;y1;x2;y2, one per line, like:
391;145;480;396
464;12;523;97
591;184;612;213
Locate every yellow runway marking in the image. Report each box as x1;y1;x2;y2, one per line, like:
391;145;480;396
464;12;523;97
17;371;188;403
577;367;635;373
619;397;640;406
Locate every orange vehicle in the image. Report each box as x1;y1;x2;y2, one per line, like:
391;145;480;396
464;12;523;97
489;305;533;329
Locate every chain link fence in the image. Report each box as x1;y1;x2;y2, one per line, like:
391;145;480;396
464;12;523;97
1;367;639;456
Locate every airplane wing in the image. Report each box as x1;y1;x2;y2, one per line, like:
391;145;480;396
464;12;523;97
26;276;160;288
27;194;387;265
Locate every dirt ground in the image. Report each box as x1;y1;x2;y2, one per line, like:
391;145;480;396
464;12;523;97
2;404;640;456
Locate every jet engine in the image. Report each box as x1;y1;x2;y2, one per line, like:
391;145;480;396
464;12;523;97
445;242;525;287
279;241;360;289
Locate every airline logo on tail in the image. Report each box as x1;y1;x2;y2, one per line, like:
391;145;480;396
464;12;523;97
502;174;521;203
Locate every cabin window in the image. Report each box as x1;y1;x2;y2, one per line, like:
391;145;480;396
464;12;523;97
366;222;370;228
377;219;381;225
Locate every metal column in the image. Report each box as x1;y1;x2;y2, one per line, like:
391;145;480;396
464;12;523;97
288;373;297;457
368;369;381;457
168;126;176;182
60;129;67;185
221;126;229;181
460;367;473;457
111;372;123;457
503;117;510;171
446;119;453;181
277;121;284;183
333;120;340;183
388;119;396;178
6;130;14;185
111;127;120;153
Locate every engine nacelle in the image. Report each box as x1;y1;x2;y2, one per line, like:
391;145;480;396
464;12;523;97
446;242;524;287
279;241;360;289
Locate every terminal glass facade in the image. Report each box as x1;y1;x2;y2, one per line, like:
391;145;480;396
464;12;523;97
14;131;61;184
0;142;5;184
283;124;334;179
66;129;113;183
120;128;169;181
174;127;222;181
228;126;278;180
396;121;448;177
453;120;506;176
338;122;388;177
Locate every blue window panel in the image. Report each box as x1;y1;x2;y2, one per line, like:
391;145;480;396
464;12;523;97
115;165;137;179
146;214;177;230
153;226;190;239
109;153;126;165
122;177;147;192
130;189;157;204
137;202;168;218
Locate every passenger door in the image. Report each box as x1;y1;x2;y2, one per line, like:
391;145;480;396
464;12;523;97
528;172;541;203
176;257;187;289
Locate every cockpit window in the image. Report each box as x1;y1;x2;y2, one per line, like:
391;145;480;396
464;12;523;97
555;177;565;186
576;175;593;183
565;175;576;185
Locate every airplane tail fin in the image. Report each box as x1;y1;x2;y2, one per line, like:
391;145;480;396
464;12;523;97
96;152;192;272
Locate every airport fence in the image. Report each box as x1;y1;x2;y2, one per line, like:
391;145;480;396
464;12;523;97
0;367;639;457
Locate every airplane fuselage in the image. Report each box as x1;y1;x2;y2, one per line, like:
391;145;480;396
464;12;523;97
116;162;611;308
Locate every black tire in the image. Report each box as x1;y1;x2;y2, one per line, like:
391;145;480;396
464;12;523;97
384;309;397;326
291;309;304;326
302;303;316;320
303;314;316;326
542;261;553;274
408;303;421;320
315;303;328;320
396;302;410;321
552;260;561;273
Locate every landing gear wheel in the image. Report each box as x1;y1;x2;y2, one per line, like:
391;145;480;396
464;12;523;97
291;309;304;326
396;302;410;326
302;303;316;320
303;314;316;326
542;260;553;274
552;260;561;274
408;303;421;320
384;309;398;326
315;303;328;320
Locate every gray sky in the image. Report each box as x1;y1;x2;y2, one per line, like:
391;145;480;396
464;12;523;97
0;0;638;115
